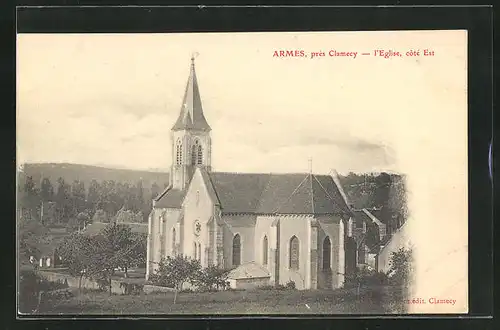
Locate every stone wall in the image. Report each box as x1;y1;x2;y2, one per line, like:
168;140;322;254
37;271;126;295
143;284;176;294
228;277;271;290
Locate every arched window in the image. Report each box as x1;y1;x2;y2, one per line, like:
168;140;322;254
176;140;182;165
232;234;241;266
198;243;202;261
197;144;203;165
160;234;165;257
323;236;331;270
191;144;197;165
289;236;299;270
172;228;176;256
262;236;268;265
193;242;197;259
191;140;200;165
347;218;353;237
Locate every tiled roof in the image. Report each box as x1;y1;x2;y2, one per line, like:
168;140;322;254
210;172;352;215
154;170;352;216
209;172;271;213
171;59;211;132
352;209;383;252
82;222;148;236
154;187;186;209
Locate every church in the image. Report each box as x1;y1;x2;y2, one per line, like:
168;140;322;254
146;57;360;290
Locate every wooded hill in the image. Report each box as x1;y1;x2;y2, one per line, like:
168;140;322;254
18;163;170;192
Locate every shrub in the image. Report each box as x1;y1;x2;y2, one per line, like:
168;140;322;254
275;284;286;290
193;265;230;292
18;269;70;314
149;255;201;290
285;280;296;290
19;269;41;313
344;268;389;289
257;285;275;291
388;247;413;287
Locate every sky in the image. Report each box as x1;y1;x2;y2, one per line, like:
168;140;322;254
17;31;465;175
17;31;469;312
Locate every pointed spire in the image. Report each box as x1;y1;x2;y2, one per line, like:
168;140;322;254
171;56;211;132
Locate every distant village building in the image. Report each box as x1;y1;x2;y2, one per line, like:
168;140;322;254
146;58;393;290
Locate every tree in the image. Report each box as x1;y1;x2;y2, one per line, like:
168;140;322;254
194;265;230;292
18;215;49;261
134;180;145;213
24;175;37;196
99;180;119;216
56;232;95;292
87;180;100;216
71;180;87;215
388;247;413;287
21;176;40;222
68;211;91;232
149;255;201;304
40;178;54;202
86;233;118;295
98;223;144;279
388;175;408;231
55;177;72;223
118;232;147;277
135;211;145;223
151;183;160;200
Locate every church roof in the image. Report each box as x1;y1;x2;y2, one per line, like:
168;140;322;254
154;171;352;216
171;58;211;132
154;186;186;208
208;172;352;215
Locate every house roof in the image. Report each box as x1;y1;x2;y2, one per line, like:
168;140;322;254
38;228;69;256
352;209;386;252
228;262;271;280
82;222;148;236
171;58;211;132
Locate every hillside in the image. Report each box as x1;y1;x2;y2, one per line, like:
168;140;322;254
18;163;170;193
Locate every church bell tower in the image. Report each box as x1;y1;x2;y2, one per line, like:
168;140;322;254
170;56;212;190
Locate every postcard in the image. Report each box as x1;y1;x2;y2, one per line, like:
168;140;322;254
17;30;468;315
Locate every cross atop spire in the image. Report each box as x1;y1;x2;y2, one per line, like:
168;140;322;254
171;55;211;132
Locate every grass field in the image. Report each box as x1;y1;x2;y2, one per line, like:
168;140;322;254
40;286;401;315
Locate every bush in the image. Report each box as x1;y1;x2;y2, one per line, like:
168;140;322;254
18;269;70;314
344;268;389;289
194;265;230;292
388;247;413;287
19;270;41;313
149;255;201;290
285;280;296;290
257;285;275;291
275;284;286;290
